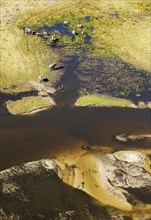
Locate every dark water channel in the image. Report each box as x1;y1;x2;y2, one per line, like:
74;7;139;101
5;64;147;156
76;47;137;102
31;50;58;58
53;55;81;106
1;106;150;171
52;52;151;107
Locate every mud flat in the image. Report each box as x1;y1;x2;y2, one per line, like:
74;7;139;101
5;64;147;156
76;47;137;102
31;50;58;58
115;133;151;143
0;150;151;219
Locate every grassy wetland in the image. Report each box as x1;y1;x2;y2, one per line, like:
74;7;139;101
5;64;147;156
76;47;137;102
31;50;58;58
1;0;151;113
75;94;133;107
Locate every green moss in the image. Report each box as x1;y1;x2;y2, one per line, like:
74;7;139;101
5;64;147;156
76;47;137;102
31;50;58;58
6;96;53;115
75;94;133;107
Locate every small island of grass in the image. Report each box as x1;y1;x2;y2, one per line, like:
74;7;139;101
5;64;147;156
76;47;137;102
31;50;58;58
75;94;134;108
6;96;55;115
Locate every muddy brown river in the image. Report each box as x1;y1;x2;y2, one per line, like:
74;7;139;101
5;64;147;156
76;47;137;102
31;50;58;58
1;106;150;171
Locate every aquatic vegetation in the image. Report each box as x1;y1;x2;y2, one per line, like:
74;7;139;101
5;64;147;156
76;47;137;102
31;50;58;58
16;0;151;71
78;55;150;100
30;15;93;51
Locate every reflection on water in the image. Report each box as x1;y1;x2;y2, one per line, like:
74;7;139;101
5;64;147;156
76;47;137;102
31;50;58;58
1;107;150;171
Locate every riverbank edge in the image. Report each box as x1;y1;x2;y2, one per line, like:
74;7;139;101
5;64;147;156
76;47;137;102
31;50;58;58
5;96;56;115
5;101;150;116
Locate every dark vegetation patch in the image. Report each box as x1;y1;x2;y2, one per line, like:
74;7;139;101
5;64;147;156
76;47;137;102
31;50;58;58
52;53;150;106
77;55;151;102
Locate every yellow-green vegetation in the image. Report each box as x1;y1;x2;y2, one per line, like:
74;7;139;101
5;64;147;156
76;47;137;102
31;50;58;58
1;0;150;88
86;0;150;71
1;0;150;110
1;0;61;93
6;96;53;115
75;95;133;107
16;0;150;71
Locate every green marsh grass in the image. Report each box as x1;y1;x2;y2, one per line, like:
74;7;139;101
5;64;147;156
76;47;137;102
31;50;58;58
75;94;133;107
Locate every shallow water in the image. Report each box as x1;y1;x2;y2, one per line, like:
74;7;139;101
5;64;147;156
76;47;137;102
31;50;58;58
1;107;150;171
36;16;93;48
38;23;73;37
